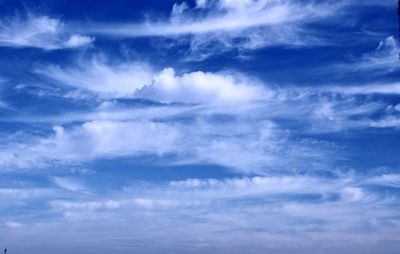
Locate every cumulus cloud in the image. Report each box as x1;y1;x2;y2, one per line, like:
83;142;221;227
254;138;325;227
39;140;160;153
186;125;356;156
0;12;94;50
136;67;269;103
37;57;270;103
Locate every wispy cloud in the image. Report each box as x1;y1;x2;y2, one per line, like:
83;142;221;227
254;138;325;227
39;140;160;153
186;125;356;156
330;82;400;95
52;177;86;192
0;116;331;174
3;53;398;172
0;12;93;50
89;0;334;37
0;1;398;253
36;56;154;97
85;0;338;60
0;187;55;199
331;36;400;74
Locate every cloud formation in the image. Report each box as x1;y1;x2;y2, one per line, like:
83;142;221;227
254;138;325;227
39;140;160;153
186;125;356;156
136;67;269;103
37;57;154;97
37;57;270;103
0;1;398;253
333;36;400;74
0;12;93;50
85;0;338;59
90;0;333;37
2;173;400;254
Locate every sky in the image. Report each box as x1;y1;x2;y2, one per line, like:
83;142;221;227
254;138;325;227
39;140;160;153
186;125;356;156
0;0;399;253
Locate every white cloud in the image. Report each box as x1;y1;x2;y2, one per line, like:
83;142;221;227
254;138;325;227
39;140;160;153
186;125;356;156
0;114;331;173
5;221;23;228
51;199;124;211
8;66;400;172
37;58;270;103
330;82;400;95
0;120;181;169
46;120;181;159
0;12;93;50
89;0;332;37
332;36;400;74
346;0;396;6
52;177;86;192
365;117;400;128
0;188;55;199
136;67;269;104
86;0;337;59
63;34;94;48
10;173;392;254
37;57;154;97
168;175;348;198
365;174;400;188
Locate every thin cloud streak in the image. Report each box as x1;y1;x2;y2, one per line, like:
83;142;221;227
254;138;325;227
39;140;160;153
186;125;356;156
87;1;333;37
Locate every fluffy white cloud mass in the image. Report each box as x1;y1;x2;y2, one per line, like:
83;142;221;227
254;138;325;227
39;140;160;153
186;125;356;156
136;68;268;103
38;57;270;103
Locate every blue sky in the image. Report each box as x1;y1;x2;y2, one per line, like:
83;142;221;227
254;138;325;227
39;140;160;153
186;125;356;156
0;0;399;253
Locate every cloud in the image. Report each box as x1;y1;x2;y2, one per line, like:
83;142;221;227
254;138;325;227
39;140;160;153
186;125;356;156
37;57;154;97
51;199;124;211
2;59;314;173
63;34;94;48
136;67;269;104
85;0;337;59
332;36;400;74
89;0;333;37
52;177;86;192
366;117;400;128
0;113;333;173
330;82;400;95
3;173;399;254
346;0;397;6
37;57;270;103
6;61;400;173
365;174;400;188
5;221;23;228
0;120;181;169
0;12;94;50
0;2;398;254
0;188;55;199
